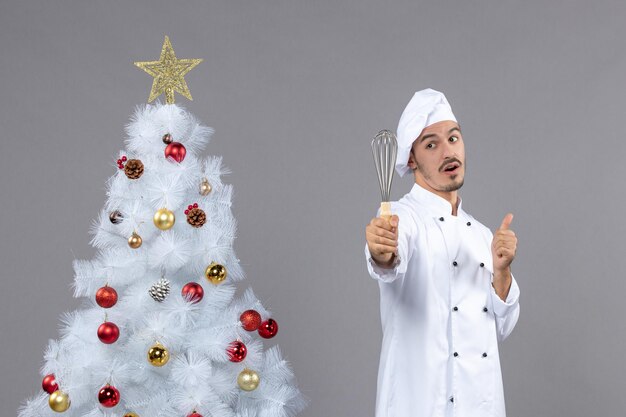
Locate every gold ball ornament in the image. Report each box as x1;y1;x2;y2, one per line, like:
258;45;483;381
128;232;142;249
153;208;175;230
200;178;212;196
49;390;71;412
147;342;170;367
237;368;260;391
124;413;140;417
205;262;227;285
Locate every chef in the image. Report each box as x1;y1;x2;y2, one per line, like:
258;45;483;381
365;88;520;417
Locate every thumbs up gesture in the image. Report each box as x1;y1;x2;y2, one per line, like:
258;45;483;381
491;213;517;273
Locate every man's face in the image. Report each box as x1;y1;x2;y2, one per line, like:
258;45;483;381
407;120;466;195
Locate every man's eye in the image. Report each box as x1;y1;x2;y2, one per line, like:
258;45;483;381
449;136;458;143
426;143;435;149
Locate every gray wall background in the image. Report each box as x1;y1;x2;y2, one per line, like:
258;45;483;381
1;1;625;416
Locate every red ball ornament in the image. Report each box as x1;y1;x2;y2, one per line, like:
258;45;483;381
181;282;204;303
97;322;120;344
95;286;118;308
258;319;279;339
164;142;186;163
98;384;120;408
240;310;262;331
188;413;203;417
42;373;59;394
227;341;247;362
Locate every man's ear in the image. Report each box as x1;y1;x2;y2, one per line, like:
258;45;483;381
407;148;417;170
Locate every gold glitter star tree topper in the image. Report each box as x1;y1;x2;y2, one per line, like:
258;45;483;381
134;36;203;104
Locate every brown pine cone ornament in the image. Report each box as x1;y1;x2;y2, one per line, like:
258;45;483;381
185;203;206;228
124;159;144;179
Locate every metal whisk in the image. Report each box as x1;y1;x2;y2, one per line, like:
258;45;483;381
371;129;398;220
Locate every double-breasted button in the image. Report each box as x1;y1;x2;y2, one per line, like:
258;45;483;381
466;221;471;226
452;261;458;267
439;217;445;222
453;306;458;311
480;262;485;267
453;352;459;357
483;353;488;358
483;307;488;312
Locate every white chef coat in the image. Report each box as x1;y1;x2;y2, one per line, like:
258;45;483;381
365;183;520;417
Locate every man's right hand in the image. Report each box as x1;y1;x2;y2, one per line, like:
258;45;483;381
366;215;399;268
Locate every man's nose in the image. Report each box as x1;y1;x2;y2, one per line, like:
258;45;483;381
441;140;456;158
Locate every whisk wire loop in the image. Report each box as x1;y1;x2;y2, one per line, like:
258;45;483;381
372;130;398;202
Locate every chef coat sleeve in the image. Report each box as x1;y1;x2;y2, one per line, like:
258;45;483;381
364;205;411;283
490;275;520;342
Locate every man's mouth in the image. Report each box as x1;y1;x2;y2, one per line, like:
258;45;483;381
441;160;461;173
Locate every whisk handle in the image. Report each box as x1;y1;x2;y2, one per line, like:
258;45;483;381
380;201;392;221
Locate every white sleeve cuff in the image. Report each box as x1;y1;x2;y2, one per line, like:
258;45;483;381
365;245;405;283
491;275;520;317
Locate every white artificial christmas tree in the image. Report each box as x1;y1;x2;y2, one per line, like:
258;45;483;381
19;37;306;417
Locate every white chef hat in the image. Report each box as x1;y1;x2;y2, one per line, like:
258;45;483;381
395;88;457;177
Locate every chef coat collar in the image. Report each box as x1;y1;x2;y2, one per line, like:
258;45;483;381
408;183;463;216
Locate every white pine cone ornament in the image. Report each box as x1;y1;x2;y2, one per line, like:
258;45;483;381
149;278;171;302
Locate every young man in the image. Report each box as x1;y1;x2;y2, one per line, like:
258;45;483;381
365;88;520;417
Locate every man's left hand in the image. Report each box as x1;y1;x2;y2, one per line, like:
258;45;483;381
491;213;517;300
492;213;517;271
